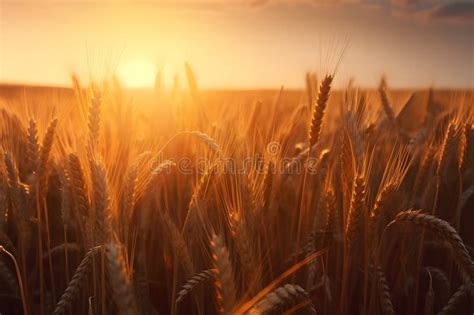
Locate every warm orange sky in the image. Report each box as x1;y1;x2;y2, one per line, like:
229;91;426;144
0;0;473;88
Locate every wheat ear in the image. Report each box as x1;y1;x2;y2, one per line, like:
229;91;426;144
424;267;450;302
248;284;316;315
189;131;221;155
120;163;138;240
0;258;19;294
57;167;71;226
262;160;274;210
309;75;333;149
38;117;58;186
3;151;22;214
175;268;216;305
324;188;340;236
161;211;194;275
459;185;474;213
229;214;260;293
90;160;111;244
437;122;462;177
379;78;396;127
438;284;472;315
68;153;90;218
54;246;100;314
388;210;473;283
346;175;367;252
27;119;39;174
370;182;397;241
211;233;236;314
88;90;101;150
370;264;395;315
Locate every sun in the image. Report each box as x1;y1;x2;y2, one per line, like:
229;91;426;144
118;60;156;88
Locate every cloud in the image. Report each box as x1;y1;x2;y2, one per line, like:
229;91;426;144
245;0;363;7
391;0;419;6
426;1;474;22
247;0;270;7
30;0;473;23
173;0;474;23
380;0;474;23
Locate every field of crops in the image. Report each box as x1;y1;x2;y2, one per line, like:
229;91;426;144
0;70;473;314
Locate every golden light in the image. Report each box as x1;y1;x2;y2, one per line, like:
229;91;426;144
118;60;156;88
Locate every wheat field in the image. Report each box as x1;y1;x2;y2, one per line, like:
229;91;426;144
0;69;473;315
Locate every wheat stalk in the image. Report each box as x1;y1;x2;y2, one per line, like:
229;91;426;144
306;72;315;110
424;269;435;315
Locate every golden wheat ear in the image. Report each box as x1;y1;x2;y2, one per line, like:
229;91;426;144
309;75;333;150
88;90;101;152
38;117;58;188
26;119;39;175
160;210;194;275
345;175;367;253
90;159;111;245
210;233;236;315
188;131;222;155
3;151;22;213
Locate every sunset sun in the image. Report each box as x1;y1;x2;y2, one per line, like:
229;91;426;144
118;60;156;88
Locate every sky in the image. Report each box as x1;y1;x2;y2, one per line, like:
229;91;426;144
0;0;473;89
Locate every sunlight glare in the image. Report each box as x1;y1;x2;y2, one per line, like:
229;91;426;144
118;60;156;88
